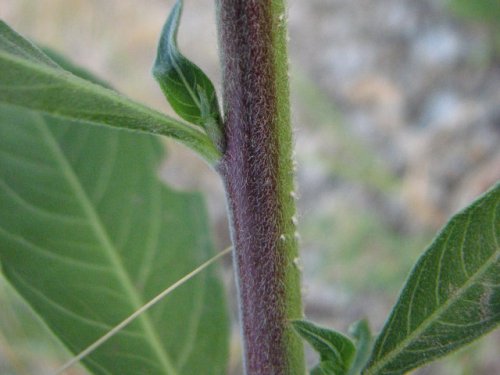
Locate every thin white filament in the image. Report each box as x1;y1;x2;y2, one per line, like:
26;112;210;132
53;246;232;375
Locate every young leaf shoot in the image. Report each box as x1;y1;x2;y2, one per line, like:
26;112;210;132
153;0;225;152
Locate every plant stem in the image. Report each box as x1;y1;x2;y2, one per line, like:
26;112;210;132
216;1;305;374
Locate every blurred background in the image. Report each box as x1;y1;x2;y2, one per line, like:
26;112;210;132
1;0;500;374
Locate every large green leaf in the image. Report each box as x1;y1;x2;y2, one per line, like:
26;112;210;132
0;103;229;374
153;0;224;151
362;183;500;375
0;20;220;164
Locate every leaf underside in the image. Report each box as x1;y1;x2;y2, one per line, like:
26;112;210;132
0;54;229;374
0;105;229;375
0;19;220;163
363;183;500;375
348;320;373;375
293;320;356;375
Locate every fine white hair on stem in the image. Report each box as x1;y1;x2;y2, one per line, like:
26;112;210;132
53;246;232;375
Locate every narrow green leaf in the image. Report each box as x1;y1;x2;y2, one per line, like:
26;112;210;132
41;47;113;89
293;320;356;375
363;183;500;375
347;320;373;375
153;0;224;151
0;20;59;67
0;19;221;164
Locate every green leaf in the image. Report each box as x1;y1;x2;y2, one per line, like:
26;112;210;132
293;320;356;375
0;105;229;374
0;20;59;68
0;56;229;374
347;320;373;375
153;0;224;151
0;19;220;164
362;183;500;375
41;46;113;89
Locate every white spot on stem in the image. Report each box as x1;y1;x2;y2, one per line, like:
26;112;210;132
293;257;304;271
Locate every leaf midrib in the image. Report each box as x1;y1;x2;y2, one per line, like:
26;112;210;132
164;0;203;113
0;50;222;165
34;114;179;375
363;198;500;375
304;329;343;362
167;46;202;113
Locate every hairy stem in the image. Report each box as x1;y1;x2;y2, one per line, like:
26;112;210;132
216;1;305;374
